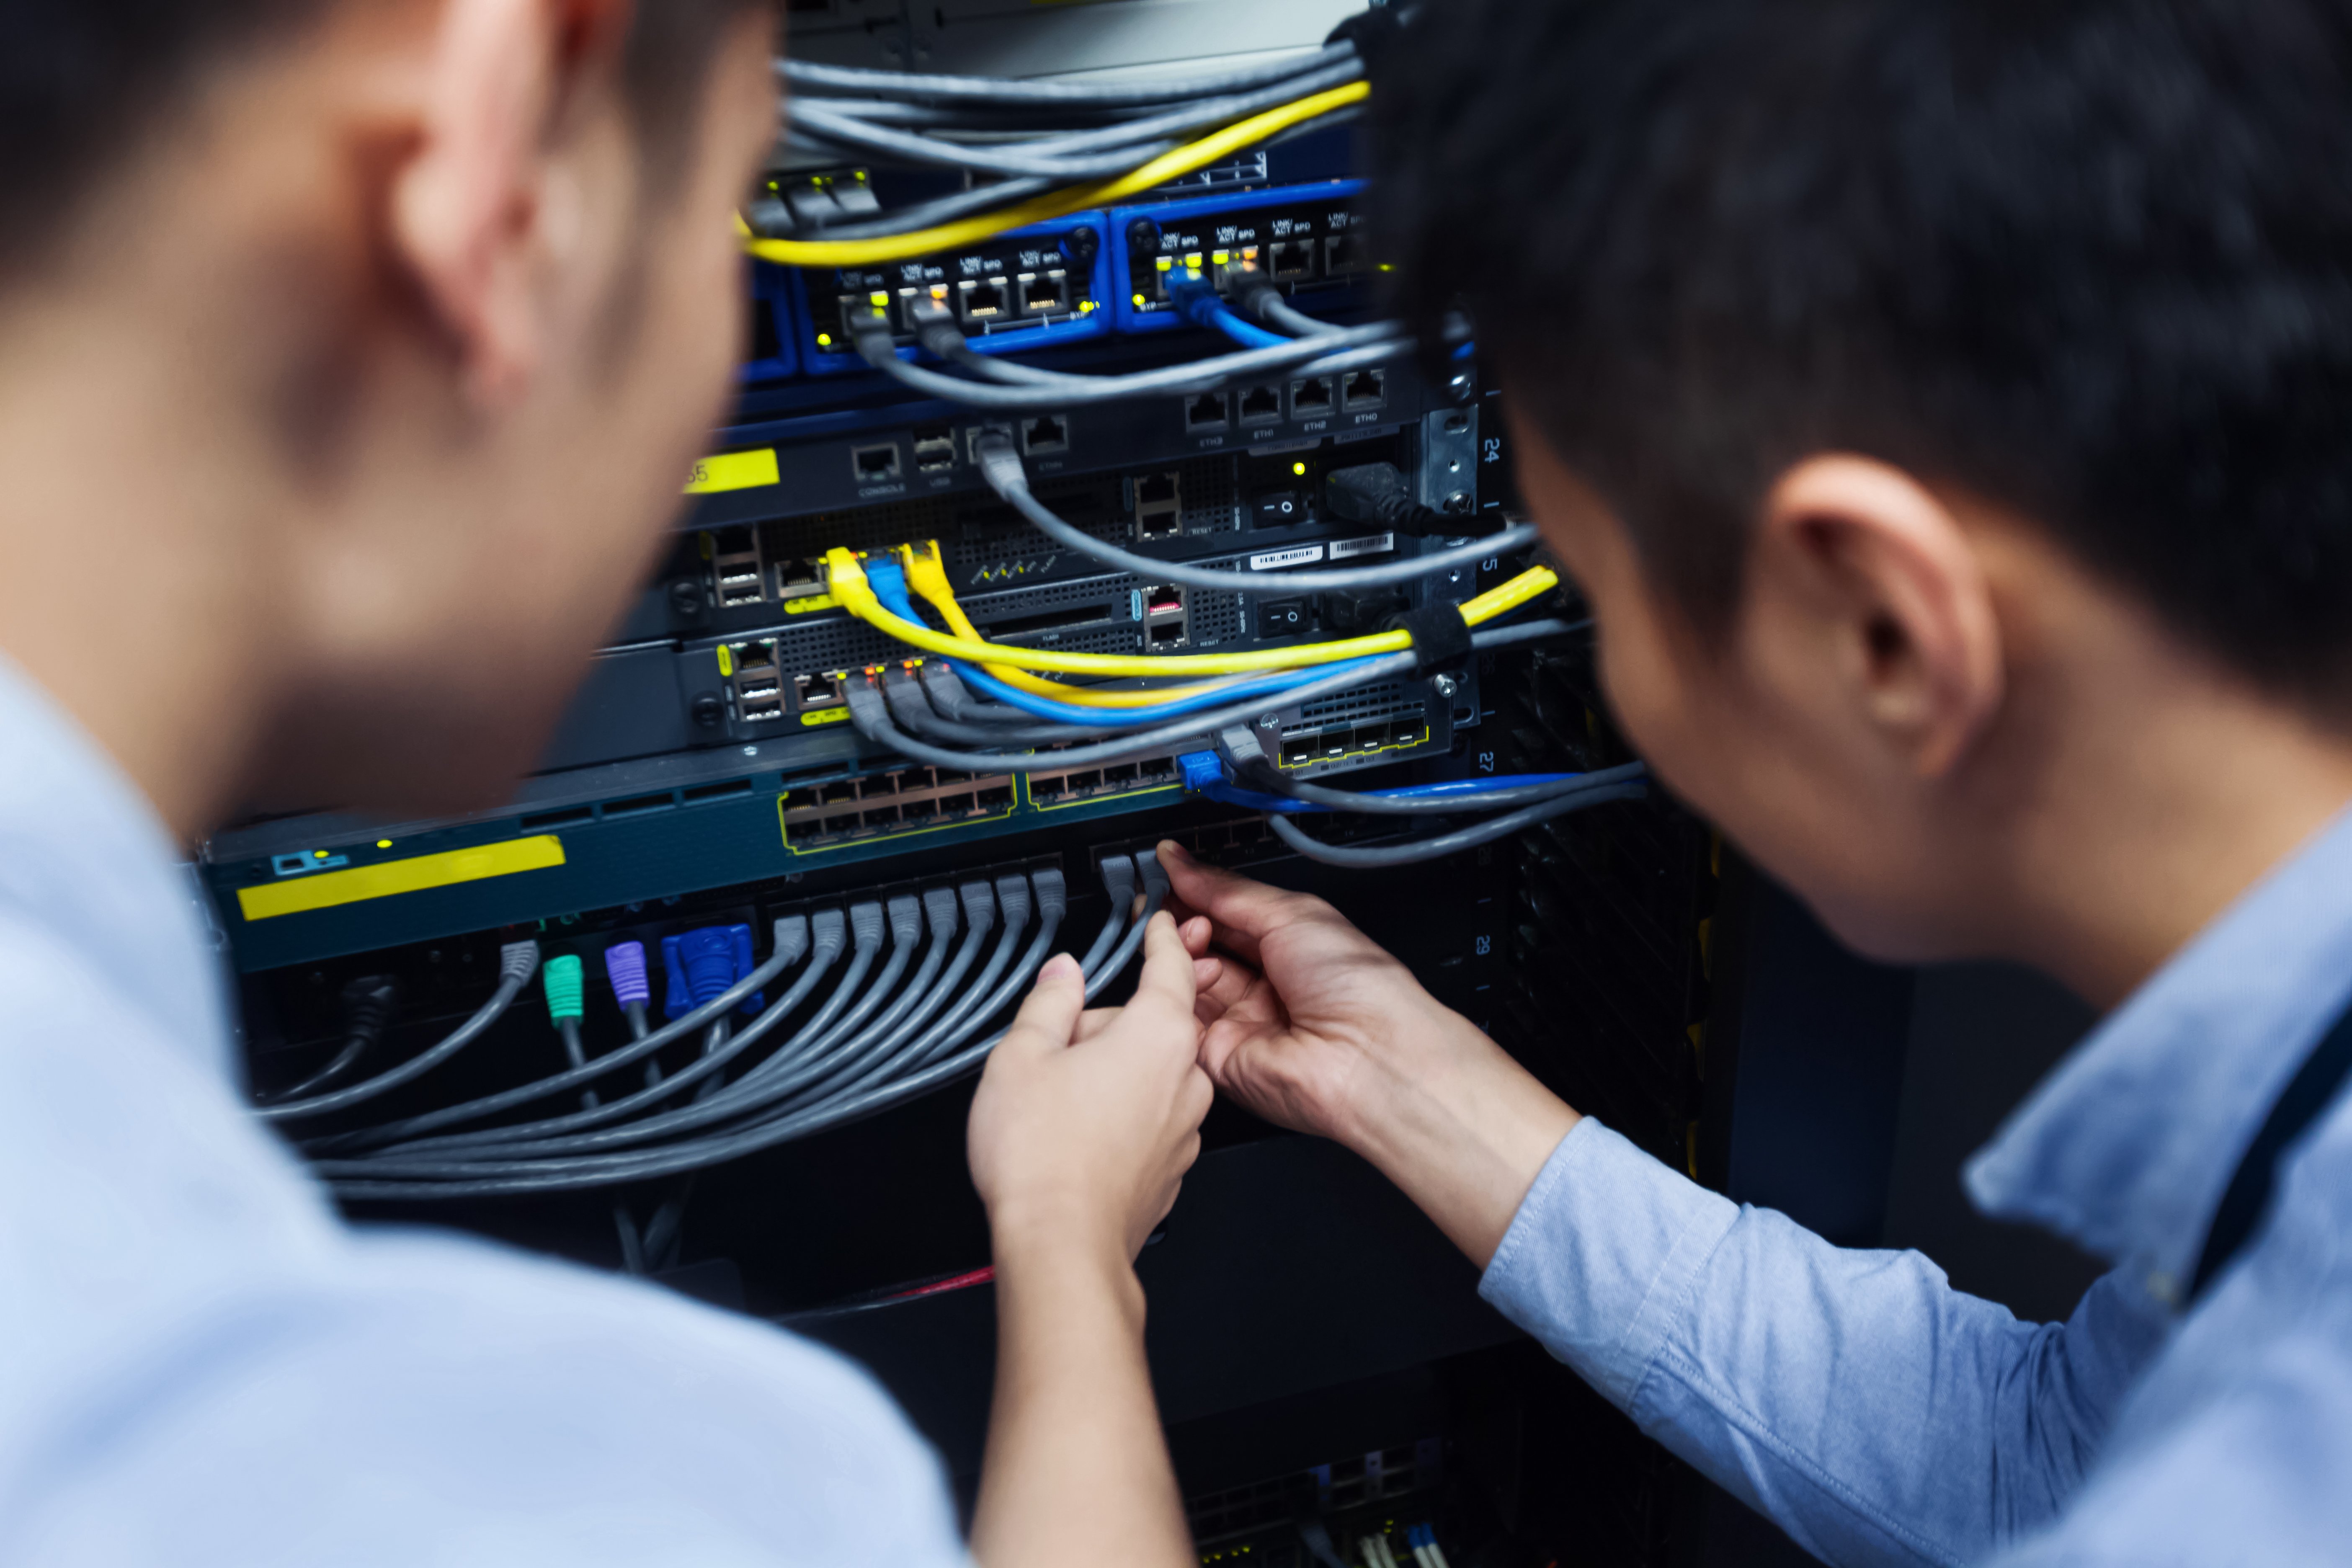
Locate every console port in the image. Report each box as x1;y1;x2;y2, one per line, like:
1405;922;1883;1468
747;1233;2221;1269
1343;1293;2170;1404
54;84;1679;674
797;672;844;711
1289;377;1335;417
1237;383;1283;424
1341;368;1387;411
912;425;957;473
1017;271;1067;315
851;443;902;482
1021;413;1069;454
740;697;784;723
1185;391;1230;431
1323;232;1365;276
1134;469;1183;539
957;277;1009;324
1268;239;1318;282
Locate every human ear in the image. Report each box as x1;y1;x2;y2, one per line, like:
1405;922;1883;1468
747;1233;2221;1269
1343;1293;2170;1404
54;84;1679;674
389;0;636;407
1750;455;2004;778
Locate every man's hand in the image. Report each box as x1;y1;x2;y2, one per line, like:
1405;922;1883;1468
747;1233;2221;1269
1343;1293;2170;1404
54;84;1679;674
966;911;1210;1568
968;910;1215;1263
1160;841;1581;1269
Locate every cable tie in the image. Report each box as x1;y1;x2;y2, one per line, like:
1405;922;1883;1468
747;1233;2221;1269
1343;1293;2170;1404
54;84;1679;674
1397;602;1475;676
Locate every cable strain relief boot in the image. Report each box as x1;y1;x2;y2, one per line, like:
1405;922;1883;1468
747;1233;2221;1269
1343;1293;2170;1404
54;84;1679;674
994;873;1034;934
1135;848;1169;909
919;661;975;720
921;885;963;943
843;673;890;740
541;955;586;1025
1178;750;1223;794
602;941;652;1010
339;975;399;1045
1213;724;1281;791
885;893;925;949
1098;854;1138;910
809;907;849;962
498;940;541;986
847;899;887;950
972;429;1025;497
957;879;998;937
1030;866;1068;923
771;913;811;969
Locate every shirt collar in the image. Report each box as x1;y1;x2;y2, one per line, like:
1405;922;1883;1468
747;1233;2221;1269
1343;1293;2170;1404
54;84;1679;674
0;652;234;1078
1965;801;2352;1303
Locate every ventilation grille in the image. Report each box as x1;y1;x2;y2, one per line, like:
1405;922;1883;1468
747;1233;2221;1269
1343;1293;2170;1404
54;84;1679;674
1179;456;1241;534
1190;588;1245;645
1293;681;1419;726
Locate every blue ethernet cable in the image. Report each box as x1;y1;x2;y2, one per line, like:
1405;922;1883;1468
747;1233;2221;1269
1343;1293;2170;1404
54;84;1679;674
866;564;1378;726
1176;750;1595;813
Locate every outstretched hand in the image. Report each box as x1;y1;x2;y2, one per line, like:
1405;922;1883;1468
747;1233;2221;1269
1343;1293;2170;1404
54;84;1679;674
1158;841;1581;1269
967;911;1215;1263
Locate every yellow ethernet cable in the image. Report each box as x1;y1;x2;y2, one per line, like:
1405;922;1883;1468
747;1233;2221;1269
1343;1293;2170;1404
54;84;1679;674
830;547;1559;677
896;543;1260;708
741;82;1371;270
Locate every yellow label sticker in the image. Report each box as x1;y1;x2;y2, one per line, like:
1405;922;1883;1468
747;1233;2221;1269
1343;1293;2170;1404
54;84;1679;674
800;708;851;727
783;593;839;615
715;645;735;677
684;449;780;495
237;836;566;922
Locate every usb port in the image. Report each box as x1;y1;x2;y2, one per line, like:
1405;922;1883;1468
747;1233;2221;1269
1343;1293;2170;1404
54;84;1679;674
912;425;957;473
717;573;765;608
736;678;781;701
741;697;784;723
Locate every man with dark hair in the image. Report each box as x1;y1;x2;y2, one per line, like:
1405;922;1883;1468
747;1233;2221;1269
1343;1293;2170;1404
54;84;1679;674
0;4;1206;1564
1156;1;2352;1561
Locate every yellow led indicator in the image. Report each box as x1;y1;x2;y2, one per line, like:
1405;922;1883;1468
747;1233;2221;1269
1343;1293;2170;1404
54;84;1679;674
1293;461;1308;476
816;333;834;347
313;850;329;860
716;645;735;677
1184;252;1203;269
869;290;888;306
1211;249;1230;266
237;837;568;923
684;449;780;495
1079;300;1096;312
376;839;393;849
1155;255;1173;271
1132;292;1147;307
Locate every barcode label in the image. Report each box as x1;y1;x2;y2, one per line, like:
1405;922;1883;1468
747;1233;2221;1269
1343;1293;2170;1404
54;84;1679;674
1328;533;1397;560
1248;545;1327;571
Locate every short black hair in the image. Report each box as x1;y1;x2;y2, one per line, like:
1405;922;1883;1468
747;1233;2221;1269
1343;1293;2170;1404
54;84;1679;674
0;0;772;278
1376;0;2352;699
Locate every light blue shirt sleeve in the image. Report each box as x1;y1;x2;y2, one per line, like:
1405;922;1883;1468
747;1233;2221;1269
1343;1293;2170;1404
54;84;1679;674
1478;1120;2172;1568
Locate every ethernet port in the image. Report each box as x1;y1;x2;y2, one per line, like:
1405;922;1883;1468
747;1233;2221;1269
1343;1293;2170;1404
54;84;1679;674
1289;377;1335;418
851;443;902;482
1341;368;1387;411
821;779;860;805
1184;391;1230;431
782;787;822;811
1268;239;1318;282
1237;383;1283;425
1323;232;1365;275
1016;271;1067;316
976;786;1014;811
1102;763;1140;786
1150;621;1186;646
740;697;784;723
775;557;823;595
1065;769;1102;794
860;806;902;830
934;769;971;786
1281;740;1316;767
732;640;776;673
957;277;1009;324
912;424;957;474
939;793;977;815
1021;413;1069;454
898;797;937;824
796;673;844;710
836;292;893;341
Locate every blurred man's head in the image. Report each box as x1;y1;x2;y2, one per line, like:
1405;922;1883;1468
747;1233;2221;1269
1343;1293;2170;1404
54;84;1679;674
1377;0;2352;982
0;0;776;830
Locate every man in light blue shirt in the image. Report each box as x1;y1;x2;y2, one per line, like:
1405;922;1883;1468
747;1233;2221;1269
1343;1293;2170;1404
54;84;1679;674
1158;1;2352;1563
0;3;1211;1565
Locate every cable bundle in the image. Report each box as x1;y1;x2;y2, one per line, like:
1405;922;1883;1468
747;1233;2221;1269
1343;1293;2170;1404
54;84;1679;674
266;856;1166;1201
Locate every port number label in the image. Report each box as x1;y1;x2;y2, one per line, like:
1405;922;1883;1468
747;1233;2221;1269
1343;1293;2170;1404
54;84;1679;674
1476;935;1493;955
1483;438;1504;464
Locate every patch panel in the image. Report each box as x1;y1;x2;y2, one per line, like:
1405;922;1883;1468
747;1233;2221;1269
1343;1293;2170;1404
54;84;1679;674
1110;180;1369;335
790;211;1114;377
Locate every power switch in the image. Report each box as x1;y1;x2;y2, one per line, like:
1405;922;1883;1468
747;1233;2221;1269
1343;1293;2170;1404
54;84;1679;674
1257;597;1310;637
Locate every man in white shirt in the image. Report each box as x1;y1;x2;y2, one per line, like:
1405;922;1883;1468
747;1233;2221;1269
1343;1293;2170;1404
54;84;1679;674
0;3;1209;1564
